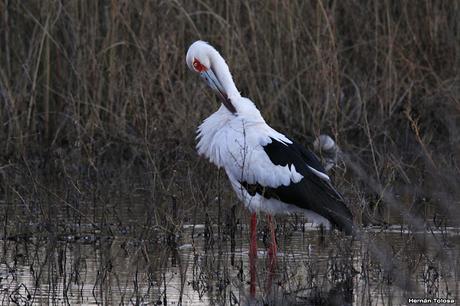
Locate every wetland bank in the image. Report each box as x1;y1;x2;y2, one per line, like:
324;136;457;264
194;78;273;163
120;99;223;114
1;1;460;305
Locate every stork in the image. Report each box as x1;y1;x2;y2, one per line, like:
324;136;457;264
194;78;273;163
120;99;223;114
186;41;353;290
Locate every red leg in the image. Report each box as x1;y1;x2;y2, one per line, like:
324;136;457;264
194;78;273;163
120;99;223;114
267;214;277;263
249;212;257;297
266;214;277;292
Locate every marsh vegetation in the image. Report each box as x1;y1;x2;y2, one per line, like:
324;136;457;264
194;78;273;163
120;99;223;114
0;1;459;304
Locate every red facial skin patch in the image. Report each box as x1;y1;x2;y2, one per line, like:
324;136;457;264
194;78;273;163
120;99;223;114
193;58;207;72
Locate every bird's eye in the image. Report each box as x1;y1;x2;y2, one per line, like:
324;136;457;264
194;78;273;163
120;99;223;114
193;58;207;72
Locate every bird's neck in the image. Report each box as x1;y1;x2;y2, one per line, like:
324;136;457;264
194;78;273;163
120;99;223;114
210;51;241;100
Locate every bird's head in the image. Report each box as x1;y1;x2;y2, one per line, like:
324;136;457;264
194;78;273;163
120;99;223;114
186;41;212;73
186;41;237;113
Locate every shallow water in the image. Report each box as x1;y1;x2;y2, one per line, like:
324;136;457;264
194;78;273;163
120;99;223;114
1;216;459;305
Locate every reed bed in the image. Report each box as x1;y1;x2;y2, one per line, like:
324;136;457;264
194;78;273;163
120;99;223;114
1;0;459;227
0;0;459;304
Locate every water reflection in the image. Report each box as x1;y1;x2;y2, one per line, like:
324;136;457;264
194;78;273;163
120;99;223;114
1;220;459;305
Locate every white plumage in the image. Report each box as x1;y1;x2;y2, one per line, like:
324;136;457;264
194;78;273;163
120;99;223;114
196;101;303;189
186;40;353;234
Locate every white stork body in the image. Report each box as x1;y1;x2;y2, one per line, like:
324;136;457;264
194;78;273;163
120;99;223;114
186;41;353;234
196;100;332;226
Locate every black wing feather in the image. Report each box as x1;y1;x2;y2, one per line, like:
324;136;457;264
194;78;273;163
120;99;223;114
241;137;353;234
286;139;326;174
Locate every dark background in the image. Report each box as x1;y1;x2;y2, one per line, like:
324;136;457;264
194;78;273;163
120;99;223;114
0;0;459;235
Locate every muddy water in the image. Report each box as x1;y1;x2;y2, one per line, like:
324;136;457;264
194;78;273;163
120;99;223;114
1;218;459;305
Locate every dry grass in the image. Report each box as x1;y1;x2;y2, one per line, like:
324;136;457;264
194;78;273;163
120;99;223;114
0;0;459;264
0;0;460;304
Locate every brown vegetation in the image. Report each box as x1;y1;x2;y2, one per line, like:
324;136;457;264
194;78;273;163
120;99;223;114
1;0;459;227
0;1;459;304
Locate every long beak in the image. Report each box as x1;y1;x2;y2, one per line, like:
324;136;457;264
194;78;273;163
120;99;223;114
200;69;236;113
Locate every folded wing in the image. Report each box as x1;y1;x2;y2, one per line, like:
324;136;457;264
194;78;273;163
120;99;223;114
240;137;353;234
